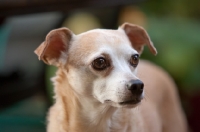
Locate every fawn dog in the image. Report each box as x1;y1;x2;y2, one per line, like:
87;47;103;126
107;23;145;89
35;23;187;132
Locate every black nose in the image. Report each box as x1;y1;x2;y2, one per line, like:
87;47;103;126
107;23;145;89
127;80;144;95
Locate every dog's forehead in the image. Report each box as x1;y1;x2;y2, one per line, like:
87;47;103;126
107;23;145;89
68;29;136;65
77;29;127;45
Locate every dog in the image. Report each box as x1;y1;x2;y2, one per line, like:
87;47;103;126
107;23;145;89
35;23;187;132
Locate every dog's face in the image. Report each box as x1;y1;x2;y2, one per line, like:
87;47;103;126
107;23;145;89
35;23;157;108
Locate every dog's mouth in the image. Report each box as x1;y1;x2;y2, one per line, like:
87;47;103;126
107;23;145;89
105;99;141;107
119;99;141;105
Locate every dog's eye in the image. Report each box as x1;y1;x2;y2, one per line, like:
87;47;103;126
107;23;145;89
92;57;108;70
130;54;139;67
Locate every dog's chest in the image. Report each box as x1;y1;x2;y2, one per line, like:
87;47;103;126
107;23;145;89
108;109;144;132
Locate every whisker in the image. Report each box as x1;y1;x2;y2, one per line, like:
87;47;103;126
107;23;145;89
144;90;151;102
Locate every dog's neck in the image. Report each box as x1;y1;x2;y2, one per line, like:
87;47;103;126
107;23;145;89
52;69;132;132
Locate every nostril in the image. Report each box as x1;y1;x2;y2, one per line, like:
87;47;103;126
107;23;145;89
131;83;143;91
140;83;144;90
131;84;138;91
127;80;144;94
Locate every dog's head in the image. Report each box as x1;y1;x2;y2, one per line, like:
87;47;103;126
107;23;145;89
35;23;157;108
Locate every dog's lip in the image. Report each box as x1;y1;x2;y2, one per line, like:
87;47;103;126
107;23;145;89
119;99;141;105
104;99;141;106
105;99;112;103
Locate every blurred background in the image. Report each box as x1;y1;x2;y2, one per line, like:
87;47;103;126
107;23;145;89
0;0;200;131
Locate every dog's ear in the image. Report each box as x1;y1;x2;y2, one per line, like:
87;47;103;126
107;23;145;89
120;23;157;55
34;28;74;66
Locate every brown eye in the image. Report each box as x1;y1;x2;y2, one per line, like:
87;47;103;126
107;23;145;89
130;54;139;67
92;57;108;70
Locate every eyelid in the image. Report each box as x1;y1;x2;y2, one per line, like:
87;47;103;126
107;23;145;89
92;57;107;70
90;55;105;65
134;54;139;57
91;53;112;63
130;54;140;67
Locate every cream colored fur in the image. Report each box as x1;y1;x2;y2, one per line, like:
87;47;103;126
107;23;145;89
35;23;187;132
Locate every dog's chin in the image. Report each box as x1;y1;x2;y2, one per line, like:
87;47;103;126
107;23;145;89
104;100;141;108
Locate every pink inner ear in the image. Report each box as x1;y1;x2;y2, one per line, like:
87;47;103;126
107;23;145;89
122;23;157;55
44;34;66;60
126;29;146;54
127;31;148;45
34;28;73;66
40;29;72;64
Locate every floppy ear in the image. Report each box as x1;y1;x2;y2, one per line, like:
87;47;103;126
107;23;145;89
120;23;157;55
34;28;74;66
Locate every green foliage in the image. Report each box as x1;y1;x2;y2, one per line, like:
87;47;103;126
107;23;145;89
142;16;200;92
141;0;200;18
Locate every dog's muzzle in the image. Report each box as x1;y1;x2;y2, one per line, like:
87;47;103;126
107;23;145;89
119;79;144;105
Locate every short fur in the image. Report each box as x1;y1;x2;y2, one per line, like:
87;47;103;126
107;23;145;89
35;23;187;132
